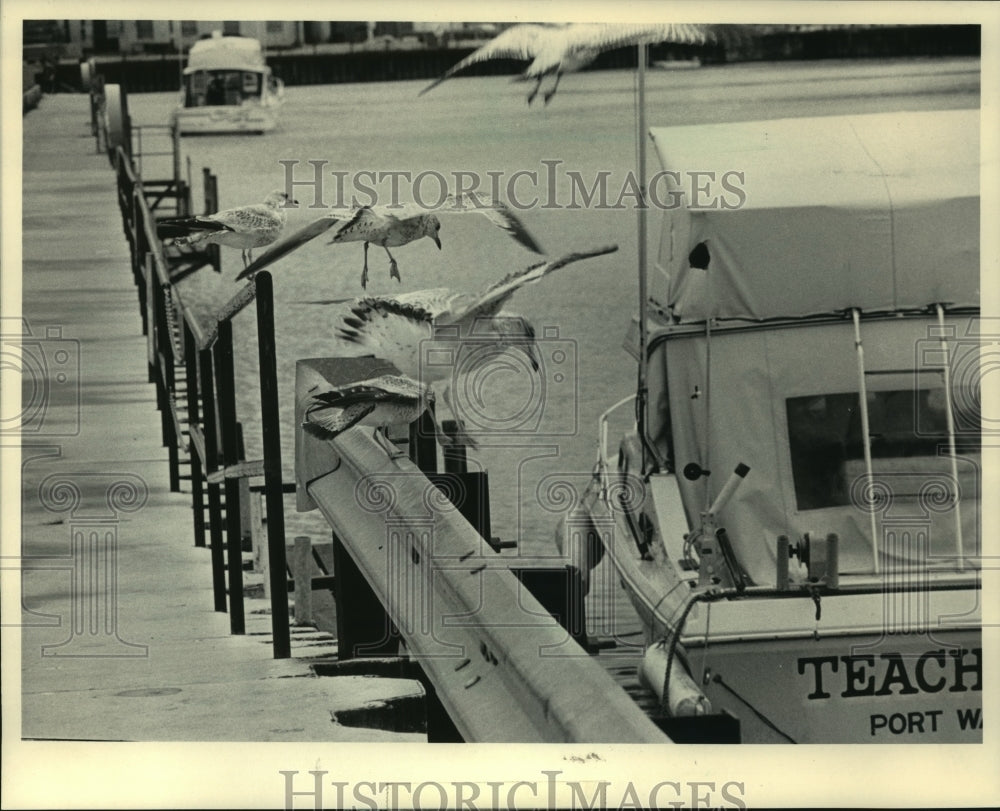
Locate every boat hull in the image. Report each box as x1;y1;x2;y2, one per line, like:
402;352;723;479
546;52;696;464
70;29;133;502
682;613;982;743
580;470;982;743
172;104;280;135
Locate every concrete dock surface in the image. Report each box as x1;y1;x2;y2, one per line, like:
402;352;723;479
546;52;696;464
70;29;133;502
12;94;423;745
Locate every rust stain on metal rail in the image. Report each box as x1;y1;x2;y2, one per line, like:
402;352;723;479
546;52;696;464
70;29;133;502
303;428;668;744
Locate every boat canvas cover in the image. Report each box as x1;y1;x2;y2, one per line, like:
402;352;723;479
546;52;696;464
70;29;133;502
649;110;979;321
184;35;266;74
654;316;981;584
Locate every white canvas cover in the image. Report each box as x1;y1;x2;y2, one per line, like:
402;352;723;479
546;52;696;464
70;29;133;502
650;110;980;321
656;316;981;584
185;34;266;74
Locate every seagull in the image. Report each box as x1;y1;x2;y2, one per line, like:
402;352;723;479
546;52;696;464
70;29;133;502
332;245;619;425
301;374;437;458
157;190;296;269
234;192;544;288
420;22;745;105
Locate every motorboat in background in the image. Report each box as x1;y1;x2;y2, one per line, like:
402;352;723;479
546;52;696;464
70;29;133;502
172;32;284;134
568;108;983;743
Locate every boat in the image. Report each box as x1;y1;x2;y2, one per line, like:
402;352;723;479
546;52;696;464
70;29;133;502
171;32;284;135
568;107;983;743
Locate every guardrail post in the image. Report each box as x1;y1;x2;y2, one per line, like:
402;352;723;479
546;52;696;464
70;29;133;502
331;531;398;659
409;407;438;473
291;536;314;626
202;167;221;272
215;319;245;634
198;346;228;613
255;272;291;658
184;321;206;548
441;420;467;474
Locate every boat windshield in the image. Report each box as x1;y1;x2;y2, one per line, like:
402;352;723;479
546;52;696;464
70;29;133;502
185;69;262;107
786;376;981;511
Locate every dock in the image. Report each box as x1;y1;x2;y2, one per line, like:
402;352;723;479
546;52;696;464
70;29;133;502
16;94;424;744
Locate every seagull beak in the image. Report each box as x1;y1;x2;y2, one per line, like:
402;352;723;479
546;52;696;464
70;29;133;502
432;235;442;250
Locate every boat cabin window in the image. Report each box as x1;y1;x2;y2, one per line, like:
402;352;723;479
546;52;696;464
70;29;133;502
786;378;980;511
186;70;261;107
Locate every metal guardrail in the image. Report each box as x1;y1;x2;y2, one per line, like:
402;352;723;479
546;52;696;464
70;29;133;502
295;361;669;743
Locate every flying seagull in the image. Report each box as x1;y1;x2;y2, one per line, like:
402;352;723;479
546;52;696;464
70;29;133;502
301;374;437;458
235;192;544;288
333;246;619;426
157;189;296;269
420;22;745;105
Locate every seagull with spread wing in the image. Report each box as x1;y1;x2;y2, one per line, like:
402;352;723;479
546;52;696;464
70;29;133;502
301;374;438;458
235;192;544;288
157;189;296;269
421;22;745;105
332;245;619;431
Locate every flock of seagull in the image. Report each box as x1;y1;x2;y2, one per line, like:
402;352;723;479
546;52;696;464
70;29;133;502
158;22;740;451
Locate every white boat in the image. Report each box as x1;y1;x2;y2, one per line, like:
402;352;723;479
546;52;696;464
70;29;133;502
171;32;284;135
570;107;983;743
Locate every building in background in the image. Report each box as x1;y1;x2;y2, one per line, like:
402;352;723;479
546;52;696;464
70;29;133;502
57;21;302;58
46;20;506;58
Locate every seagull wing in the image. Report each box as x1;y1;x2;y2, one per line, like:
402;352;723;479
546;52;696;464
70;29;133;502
419;24;561;95
561;22;710;53
310;376;422;407
335;298;436;377
562;22;754;53
389;288;465;317
212;203;283;235
453;244;620;322
328;206;397;244
157;214;234;239
437;192;545;254
302;400;376;439
235;213;342;280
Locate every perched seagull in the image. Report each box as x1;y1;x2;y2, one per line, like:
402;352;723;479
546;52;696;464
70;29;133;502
235;193;544;288
301;374;437;458
333;246;619;419
421;22;745;105
157;190;296;269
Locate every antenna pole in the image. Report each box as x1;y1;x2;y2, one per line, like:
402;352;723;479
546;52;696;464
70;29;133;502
637;42;649;469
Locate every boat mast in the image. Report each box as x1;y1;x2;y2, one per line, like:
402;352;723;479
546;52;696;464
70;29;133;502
636;42;649;470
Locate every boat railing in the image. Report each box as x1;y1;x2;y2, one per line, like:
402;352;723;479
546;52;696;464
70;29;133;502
596;394;636;493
